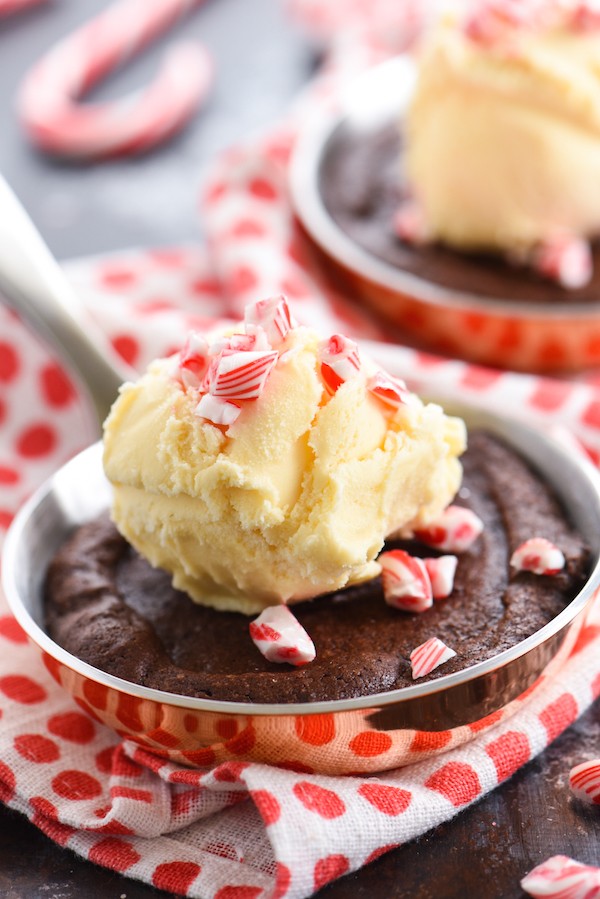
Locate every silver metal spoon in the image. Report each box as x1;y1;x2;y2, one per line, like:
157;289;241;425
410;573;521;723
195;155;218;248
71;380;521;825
0;175;136;429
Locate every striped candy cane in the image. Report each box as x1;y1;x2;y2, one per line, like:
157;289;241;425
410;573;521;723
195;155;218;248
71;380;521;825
0;0;46;14
18;0;213;159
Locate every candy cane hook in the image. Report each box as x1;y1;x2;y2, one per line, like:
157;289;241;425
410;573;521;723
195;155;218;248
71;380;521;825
18;0;213;160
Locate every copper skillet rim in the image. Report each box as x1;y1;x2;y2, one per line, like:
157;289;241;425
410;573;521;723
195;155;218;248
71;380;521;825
289;54;600;322
3;408;600;721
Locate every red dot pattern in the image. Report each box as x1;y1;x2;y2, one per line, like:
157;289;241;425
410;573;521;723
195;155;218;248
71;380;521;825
0;342;19;382
425;762;481;807
16;423;56;458
358;783;412;816
0;675;47;704
293;781;346;819
0;616;27;644
214;887;263;899
152;861;201;893
485;731;531;782
89;837;141;872
14;734;60;764
52;769;103;801
251;789;281;826
39;363;75;407
48;712;95;744
314;854;350;891
538;693;578;744
348;732;392;758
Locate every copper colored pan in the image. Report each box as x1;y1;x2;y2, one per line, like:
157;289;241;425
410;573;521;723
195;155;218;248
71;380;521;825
1;176;600;775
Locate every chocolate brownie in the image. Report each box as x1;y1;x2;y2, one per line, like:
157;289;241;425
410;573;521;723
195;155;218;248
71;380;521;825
44;432;590;703
320;123;600;306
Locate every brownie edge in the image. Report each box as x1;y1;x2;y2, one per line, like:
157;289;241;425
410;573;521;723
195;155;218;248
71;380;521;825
44;431;590;703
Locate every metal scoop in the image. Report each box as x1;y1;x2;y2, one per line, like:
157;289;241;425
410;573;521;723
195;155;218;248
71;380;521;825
0;175;135;429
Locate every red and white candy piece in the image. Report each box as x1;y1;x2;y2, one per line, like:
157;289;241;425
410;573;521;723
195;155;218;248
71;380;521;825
414;506;484;554
393;200;430;245
244;296;297;347
463;0;539;45
424;556;458;600
367;370;412;410
410;637;456;679
249;605;316;666
533;235;592;290
571;3;600;32
179;332;210;389
18;0;213;160
510;538;565;576
569;760;600;806
195;394;241;428
521;855;600;898
318;334;361;395
380;550;433;613
0;0;46;15
209;350;278;400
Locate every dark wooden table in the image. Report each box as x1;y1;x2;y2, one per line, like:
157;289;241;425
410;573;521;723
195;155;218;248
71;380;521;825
1;1;600;897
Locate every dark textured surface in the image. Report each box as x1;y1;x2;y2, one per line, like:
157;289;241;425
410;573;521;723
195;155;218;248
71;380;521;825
321;123;600;305
44;432;590;702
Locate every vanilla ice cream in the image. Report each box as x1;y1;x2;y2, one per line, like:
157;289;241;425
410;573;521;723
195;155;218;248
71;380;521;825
406;2;600;254
103;298;465;614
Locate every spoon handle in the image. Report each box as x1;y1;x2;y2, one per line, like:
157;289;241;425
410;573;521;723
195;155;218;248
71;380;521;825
0;176;136;428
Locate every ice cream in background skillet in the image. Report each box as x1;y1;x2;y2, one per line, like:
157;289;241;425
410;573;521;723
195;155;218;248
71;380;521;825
103;297;466;615
403;0;600;287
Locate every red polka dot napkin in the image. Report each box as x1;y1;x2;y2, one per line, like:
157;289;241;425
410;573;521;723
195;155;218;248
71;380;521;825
3;1;600;897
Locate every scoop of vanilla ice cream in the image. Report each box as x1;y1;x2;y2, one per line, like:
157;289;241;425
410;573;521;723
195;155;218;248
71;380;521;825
406;10;600;252
103;316;465;614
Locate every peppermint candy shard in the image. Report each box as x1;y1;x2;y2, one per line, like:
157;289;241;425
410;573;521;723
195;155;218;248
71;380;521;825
510;538;565;576
194;394;241;428
367;370;411;410
424;556;458;600
380;550;433;613
209;349;279;400
521;855;600;899
410;637;456;679
569;760;600;805
533;235;592;290
244;295;297;347
249;605;316;666
318;334;361;395
179;332;210;389
414;506;484;553
393;200;429;245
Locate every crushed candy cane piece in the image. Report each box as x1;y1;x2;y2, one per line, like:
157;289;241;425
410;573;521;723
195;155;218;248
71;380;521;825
424;556;458;600
569;760;600;805
463;0;538;45
521;855;600;898
571;2;600;32
393;200;429;245
210;349;278;400
410;637;456;679
367;370;412;409
533;235;592;290
414;506;484;553
179;332;210;389
249;605;316;666
318;334;361;395
380;550;433;613
195;394;241;427
244;295;296;347
510;538;565;575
